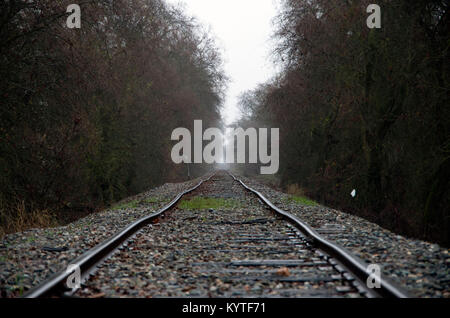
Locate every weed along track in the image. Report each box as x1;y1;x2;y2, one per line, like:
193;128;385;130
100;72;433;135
25;171;407;298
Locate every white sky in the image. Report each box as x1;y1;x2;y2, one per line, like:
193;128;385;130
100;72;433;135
165;0;279;125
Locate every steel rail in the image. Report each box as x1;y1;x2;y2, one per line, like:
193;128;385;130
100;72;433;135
228;171;409;298
24;173;215;298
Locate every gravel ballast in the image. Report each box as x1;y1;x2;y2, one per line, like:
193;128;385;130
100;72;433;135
0;177;203;298
238;175;450;298
0;172;448;298
74;173;365;298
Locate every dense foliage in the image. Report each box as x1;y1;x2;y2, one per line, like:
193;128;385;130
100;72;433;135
239;0;449;245
0;0;225;233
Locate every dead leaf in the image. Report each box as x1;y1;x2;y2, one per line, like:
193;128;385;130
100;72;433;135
182;286;195;292
152;218;159;224
276;267;290;277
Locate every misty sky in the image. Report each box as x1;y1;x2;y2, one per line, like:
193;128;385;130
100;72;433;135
165;0;279;125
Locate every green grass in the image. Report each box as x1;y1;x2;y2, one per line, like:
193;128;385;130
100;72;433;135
9;273;26;296
178;197;239;210
141;197;160;204
112;200;139;210
22;236;35;243
112;197;160;210
288;195;318;206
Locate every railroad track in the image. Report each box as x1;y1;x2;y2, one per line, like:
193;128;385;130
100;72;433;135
25;171;408;298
